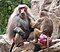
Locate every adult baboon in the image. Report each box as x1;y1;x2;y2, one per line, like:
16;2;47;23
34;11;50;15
6;4;35;41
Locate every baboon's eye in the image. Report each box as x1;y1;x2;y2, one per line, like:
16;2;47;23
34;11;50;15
19;7;27;12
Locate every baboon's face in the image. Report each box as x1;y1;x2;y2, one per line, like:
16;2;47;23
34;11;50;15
19;7;27;18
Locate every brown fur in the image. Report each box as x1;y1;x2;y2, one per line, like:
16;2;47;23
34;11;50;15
33;16;53;42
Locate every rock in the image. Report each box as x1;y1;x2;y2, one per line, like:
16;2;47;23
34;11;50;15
48;13;60;39
39;42;60;52
12;42;35;52
0;35;11;52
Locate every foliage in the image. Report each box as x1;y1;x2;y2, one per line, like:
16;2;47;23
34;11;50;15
0;0;31;34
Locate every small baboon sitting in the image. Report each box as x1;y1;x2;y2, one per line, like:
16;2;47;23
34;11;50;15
33;12;53;52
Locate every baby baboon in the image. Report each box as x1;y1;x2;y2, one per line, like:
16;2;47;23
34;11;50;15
33;16;53;41
41;17;53;37
33;16;53;52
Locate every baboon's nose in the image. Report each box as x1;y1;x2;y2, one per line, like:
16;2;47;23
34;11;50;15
21;13;25;16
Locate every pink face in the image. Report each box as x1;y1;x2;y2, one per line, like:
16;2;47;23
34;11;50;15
19;7;27;14
18;7;27;18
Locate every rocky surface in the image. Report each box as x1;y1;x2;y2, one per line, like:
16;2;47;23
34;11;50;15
31;0;60;39
0;35;60;52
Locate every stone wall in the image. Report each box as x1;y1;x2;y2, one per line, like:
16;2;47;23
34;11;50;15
31;0;60;39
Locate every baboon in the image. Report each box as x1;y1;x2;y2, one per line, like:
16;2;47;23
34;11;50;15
40;17;53;37
33;11;53;42
6;4;35;42
33;13;53;52
6;4;35;52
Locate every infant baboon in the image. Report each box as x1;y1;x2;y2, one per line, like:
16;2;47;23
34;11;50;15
33;11;53;42
33;16;53;52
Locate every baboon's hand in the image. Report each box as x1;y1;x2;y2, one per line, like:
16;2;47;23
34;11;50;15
14;27;25;34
